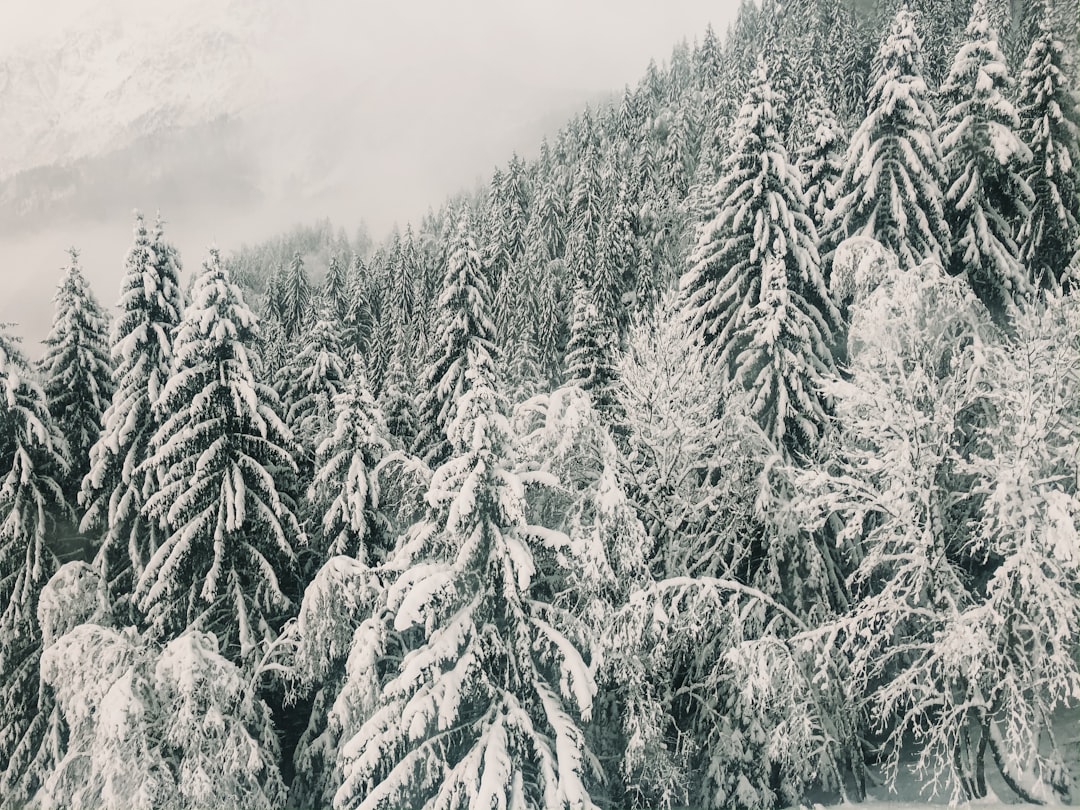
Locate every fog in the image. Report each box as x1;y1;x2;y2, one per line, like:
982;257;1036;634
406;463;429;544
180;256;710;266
1;1;740;349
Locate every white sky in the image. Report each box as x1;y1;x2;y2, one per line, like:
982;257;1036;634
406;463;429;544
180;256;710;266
1;0;743;345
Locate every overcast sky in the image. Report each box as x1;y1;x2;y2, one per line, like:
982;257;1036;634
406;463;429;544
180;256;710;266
1;0;742;345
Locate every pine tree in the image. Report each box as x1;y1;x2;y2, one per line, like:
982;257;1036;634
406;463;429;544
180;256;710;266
323;255;353;322
1016;12;1080;292
38;249;114;500
307;371;391;563
565;279;622;421
795;84;847;237
938;0;1034;318
681;61;838;456
334;354;599;810
281;252;313;339
0;326;71;806
81;213;184;605
412;211;497;468
343;255;375;356
279;306;349;471
827;7;951;270
136;250;302;661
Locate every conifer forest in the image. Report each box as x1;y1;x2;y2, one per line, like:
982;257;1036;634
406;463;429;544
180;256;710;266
2;0;1080;808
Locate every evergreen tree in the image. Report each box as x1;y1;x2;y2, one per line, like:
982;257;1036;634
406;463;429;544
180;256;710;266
343;255;376;356
81;213;184;604
279;306;349;470
38;249;114;500
307;370;391;563
827;7;950;270
938;0;1034;318
323;255;352;322
795;84;847;237
281;252;313;339
334;355;599;810
136;250;302;661
682;61;837;456
0;326;71;806
412;211;497;468
1016;12;1080;292
565;280;622;421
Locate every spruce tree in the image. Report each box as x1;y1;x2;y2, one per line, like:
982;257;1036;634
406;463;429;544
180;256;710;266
307;370;391;563
38;249;114;500
938;0;1034;318
0;326;71;806
281;252;313;339
81;213;184;604
412;211;497;468
682;61;838;456
827;7;951;270
1016;11;1080;292
796;84;847;237
323;255;352;322
343;255;375;356
334;353;599;810
565;278;622;421
279;306;349;472
136;250;302;661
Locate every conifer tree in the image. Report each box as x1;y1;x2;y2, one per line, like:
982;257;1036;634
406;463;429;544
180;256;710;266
81;213;184;604
1016;10;1080;292
343;255;375;356
281;252;313;339
565;279;623;421
938;0;1034;319
412;211;497;468
323;255;352;322
307;370;391;563
334;352;599;810
38;249;114;500
682;61;837;456
136;250;302;661
380;353;419;451
827;7;950;270
279;306;349;470
796;84;847;237
0;326;71;806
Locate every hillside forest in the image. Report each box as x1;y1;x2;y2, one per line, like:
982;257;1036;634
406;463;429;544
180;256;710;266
1;0;1079;808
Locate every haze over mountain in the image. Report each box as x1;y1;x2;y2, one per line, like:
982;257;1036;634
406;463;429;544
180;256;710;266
1;0;739;346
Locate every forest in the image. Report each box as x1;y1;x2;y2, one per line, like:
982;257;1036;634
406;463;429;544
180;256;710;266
1;0;1078;808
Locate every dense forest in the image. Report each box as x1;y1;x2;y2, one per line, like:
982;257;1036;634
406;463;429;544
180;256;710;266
1;0;1079;808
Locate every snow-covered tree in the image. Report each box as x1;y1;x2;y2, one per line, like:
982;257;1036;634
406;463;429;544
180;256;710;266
38;249;113;500
343;256;376;356
938;0;1034;318
281;252;313;339
1016;14;1080;292
307;369;391;562
786;256;1078;802
681;61;837;456
514;385;655;807
81;213;184;605
565;279;623;422
333;354;599;810
412;210;497;468
279;306;349;467
617;302;751;579
323;255;353;322
137;250;302;661
0;326;71;806
827;7;950;270
795;84;846;237
41;624;285;810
